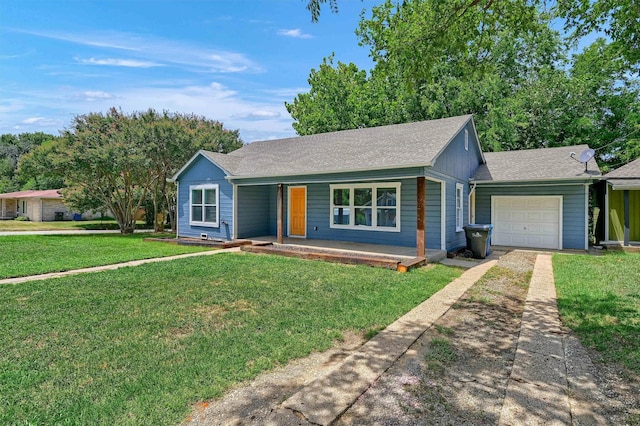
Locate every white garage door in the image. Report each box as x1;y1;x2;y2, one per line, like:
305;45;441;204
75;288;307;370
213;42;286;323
491;196;562;249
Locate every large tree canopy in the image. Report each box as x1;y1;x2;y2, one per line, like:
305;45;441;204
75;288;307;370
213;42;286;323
290;0;639;169
19;108;243;233
0;132;58;193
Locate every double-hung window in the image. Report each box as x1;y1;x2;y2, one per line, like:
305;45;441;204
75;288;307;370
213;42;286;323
330;183;400;232
190;184;219;227
456;183;464;232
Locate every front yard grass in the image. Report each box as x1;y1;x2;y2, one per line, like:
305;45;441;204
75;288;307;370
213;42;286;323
0;253;461;425
0;234;214;279
0;218;145;231
553;251;640;374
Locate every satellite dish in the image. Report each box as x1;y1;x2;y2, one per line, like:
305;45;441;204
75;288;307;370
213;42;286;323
579;148;595;163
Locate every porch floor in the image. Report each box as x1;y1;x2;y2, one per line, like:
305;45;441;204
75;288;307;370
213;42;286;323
248;236;446;263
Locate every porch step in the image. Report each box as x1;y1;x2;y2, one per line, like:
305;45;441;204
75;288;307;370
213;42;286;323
397;257;426;273
241;244;403;270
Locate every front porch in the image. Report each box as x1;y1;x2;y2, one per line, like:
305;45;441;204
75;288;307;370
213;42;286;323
244;236;446;271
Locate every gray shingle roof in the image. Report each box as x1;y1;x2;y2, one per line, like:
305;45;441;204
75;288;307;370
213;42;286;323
471;145;601;182
201;115;473;178
604;157;640;189
604;157;640;178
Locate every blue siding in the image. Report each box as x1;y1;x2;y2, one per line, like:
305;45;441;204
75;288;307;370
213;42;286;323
475;184;588;249
432;121;483;181
444;177;468;252
426;180;442;249
236;186;271;238
176;155;233;240
259;178;444;250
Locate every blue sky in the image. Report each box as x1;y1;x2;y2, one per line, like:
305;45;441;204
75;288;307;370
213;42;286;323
0;0;374;142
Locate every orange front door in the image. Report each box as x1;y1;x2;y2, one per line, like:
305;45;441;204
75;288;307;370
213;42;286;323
289;187;306;237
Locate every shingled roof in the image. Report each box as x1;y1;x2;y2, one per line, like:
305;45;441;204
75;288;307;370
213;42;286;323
173;115;475;180
471;145;601;183
604;157;640;189
0;189;62;199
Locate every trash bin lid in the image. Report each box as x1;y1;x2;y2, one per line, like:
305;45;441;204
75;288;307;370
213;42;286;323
464;224;493;231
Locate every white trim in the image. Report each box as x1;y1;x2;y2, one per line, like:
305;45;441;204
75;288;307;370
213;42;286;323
176;181;180;237
288;185;307;238
455;183;464;232
441;181;446;250
469;188;476;224
329;182;401;232
189;183;220;228
232;184;238;240
584;184;589;250
491;195;563;250
471;177;598;185
170;150;232;182
604;182;610;242
464;128;469;151
230;164;434;181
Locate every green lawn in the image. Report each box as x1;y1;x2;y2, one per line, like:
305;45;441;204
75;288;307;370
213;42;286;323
0;218;147;231
0;253;461;425
0;234;212;279
553;252;640;373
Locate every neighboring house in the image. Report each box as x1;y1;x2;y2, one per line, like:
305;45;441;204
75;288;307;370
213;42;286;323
170;115;601;255
0;189;101;222
602;157;640;246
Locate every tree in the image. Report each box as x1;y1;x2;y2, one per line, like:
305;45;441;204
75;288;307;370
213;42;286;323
21;108;243;233
140;109;243;232
305;0;339;22
289;0;639;166
0;132;57;192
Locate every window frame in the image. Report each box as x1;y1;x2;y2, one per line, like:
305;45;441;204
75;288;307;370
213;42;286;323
189;184;220;227
464;128;469;151
329;182;401;232
456;183;464;232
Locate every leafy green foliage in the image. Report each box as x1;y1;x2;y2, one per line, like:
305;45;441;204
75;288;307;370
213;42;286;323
553;252;640;373
0;253;460;425
18;108;243;233
290;0;639;167
0;132;58;192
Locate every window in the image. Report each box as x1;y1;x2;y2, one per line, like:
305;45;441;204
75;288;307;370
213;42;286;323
21;200;27;214
330;183;400;232
456;183;464;232
190;184;219;227
464;129;469;151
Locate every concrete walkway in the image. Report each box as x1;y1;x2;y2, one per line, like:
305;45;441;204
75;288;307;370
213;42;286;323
0;229;152;236
499;254;605;425
0;247;240;285
279;259;498;425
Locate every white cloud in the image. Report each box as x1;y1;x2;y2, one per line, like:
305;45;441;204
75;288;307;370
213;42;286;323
247;110;281;119
20;116;61;127
277;29;313;39
76;91;116;102
0;81;297;141
17;29;261;74
77;57;162;68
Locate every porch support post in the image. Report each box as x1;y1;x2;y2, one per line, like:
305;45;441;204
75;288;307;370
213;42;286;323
277;183;284;244
624;189;630;246
417;176;426;258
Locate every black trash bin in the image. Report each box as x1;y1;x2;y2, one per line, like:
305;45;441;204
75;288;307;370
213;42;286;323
54;212;64;221
463;224;493;259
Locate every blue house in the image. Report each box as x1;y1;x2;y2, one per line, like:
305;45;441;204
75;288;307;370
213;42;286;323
170;115;600;255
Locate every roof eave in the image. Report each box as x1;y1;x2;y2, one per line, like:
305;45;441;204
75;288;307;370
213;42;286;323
228;162;434;181
169;150;233;182
472;175;601;185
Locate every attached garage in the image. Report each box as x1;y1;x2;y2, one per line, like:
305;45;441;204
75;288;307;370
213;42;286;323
470;145;601;251
491;196;562;249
